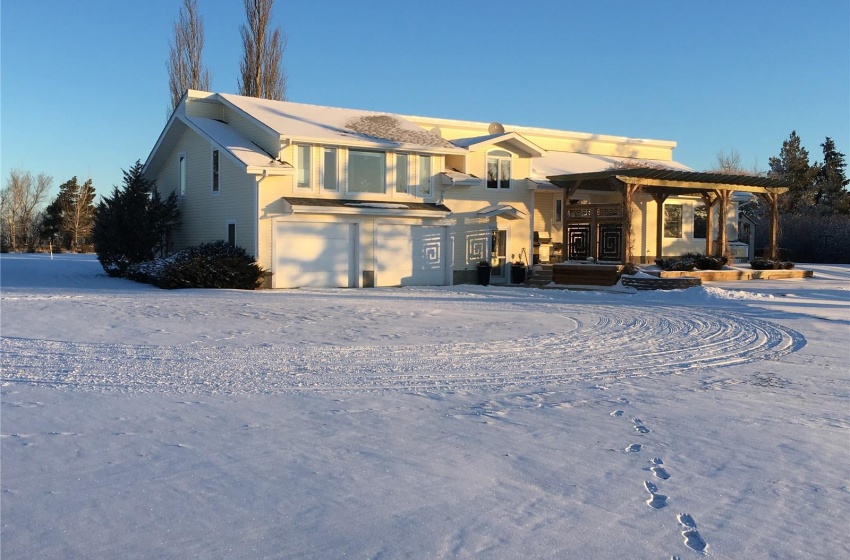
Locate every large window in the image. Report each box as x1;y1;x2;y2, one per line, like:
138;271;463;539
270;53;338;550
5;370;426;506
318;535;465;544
396;154;409;194
348;150;385;193
418;155;432;196
486;150;511;189
664;204;683;238
296;145;312;189
693;204;707;239
212;149;220;193
323;147;337;191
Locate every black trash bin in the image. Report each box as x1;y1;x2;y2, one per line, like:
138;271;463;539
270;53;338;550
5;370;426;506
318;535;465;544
511;263;527;284
476;262;492;286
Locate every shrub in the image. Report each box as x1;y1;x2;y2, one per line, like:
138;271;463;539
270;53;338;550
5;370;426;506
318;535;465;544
680;252;728;270
750;258;795;270
143;241;265;289
654;257;696;271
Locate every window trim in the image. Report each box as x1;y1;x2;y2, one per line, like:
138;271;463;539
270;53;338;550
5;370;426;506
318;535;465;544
486;149;512;190
346;149;387;195
664;204;683;238
178;152;186;197
226;221;236;248
418;154;433;197
296;144;313;190
395;153;410;195
322;146;338;192
211;149;220;195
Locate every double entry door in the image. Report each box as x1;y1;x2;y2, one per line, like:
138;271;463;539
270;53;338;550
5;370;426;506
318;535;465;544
565;223;623;262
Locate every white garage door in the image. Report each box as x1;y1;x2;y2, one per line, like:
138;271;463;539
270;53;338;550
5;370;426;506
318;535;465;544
273;222;354;288
375;224;447;287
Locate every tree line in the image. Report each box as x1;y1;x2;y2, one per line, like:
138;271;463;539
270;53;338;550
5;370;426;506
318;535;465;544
714;132;849;263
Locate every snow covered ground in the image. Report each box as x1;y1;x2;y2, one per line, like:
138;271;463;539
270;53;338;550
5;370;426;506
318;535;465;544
2;253;848;559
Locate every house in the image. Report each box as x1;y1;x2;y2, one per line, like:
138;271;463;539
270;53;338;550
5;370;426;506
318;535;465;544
143;90;787;288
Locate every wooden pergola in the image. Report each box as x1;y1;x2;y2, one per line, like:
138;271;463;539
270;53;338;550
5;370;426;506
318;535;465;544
548;168;790;263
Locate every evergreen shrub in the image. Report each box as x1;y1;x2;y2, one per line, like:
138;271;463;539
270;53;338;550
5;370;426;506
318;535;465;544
127;241;265;289
750;258;795;270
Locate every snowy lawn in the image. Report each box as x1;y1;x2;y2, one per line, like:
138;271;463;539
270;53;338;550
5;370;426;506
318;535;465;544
2;254;848;559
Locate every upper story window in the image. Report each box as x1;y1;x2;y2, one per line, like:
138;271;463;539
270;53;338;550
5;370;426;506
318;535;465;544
348;150;385;194
178;153;186;197
212;149;220;193
396;154;409;194
664;204;683;238
323;147;338;192
296;145;312;189
418;155;432;197
486;149;511;189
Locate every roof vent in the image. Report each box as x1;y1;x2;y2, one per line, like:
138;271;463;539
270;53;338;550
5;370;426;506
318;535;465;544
488;122;505;135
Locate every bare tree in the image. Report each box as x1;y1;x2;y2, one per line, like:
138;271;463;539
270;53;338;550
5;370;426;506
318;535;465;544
168;0;211;112
1;169;52;251
238;0;287;100
709;149;761;176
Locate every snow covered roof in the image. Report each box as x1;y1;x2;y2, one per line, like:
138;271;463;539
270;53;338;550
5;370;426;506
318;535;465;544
477;204;525;220
218;93;464;154
532;151;692;181
450;132;547;157
185;116;292;173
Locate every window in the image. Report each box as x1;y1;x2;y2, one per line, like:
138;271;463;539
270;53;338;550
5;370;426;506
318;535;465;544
296;145;312;189
554;199;563;223
396;154;409;194
486;150;511;189
178;153;186;197
212;149;220;193
693;204;707;239
323;147;338;191
418;155;432;196
348;150;385;193
227;222;236;247
664;204;683;238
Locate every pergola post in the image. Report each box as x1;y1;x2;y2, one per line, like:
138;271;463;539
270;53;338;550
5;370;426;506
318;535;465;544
700;192;718;256
716;190;733;261
759;192;781;260
618;181;639;263
651;193;669;261
559;182;580;263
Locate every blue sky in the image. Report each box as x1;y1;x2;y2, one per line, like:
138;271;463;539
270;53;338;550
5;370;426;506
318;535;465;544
2;0;848;200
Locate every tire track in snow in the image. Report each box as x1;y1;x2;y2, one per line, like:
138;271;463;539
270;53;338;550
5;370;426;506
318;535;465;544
1;305;804;394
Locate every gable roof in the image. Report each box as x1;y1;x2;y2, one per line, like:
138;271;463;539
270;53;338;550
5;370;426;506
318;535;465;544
449;131;547;157
218;93;464;154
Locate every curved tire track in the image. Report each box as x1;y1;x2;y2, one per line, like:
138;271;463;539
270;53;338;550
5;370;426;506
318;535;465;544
1;305;805;394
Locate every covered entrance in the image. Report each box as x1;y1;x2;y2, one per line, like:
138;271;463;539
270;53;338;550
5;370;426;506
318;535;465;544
549;169;790;264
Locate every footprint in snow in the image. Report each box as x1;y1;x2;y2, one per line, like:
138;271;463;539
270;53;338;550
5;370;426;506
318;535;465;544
610;410;624;417
650;457;670;480
633;418;650;434
625;443;642;453
644;481;668;509
617;397;629;404
677;513;707;554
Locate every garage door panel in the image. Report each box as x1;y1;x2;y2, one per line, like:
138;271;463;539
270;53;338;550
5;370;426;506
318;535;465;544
376;225;446;287
274;222;353;288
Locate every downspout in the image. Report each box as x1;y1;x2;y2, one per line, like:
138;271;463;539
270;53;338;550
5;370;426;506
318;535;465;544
255;169;269;260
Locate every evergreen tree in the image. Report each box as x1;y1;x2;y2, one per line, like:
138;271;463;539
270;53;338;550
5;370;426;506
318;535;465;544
768;131;819;214
814;137;849;214
42;177;97;251
92;162;180;276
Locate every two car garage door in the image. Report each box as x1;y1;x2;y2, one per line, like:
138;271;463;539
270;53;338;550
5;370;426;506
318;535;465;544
273;222;447;288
